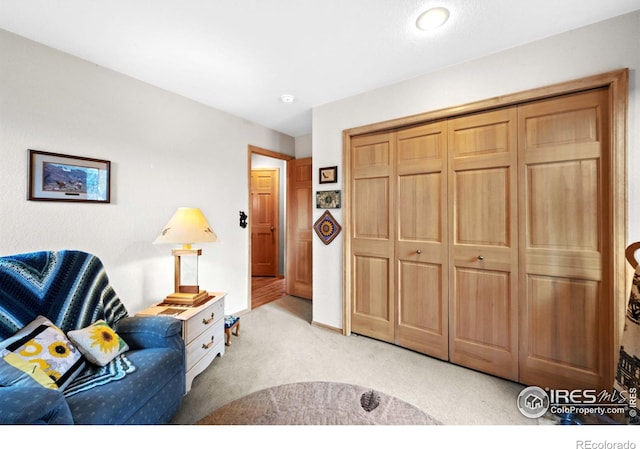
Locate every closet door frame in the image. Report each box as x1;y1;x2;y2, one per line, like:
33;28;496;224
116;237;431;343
342;69;628;382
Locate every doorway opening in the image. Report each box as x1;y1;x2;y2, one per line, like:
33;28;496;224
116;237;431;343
248;145;313;311
250;150;288;309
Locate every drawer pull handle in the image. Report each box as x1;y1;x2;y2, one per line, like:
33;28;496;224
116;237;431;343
202;313;215;325
202;336;214;350
478;255;485;261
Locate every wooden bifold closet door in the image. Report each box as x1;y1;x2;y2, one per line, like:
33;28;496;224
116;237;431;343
395;122;449;360
348;87;612;391
518;88;611;391
349;132;396;343
447;108;519;381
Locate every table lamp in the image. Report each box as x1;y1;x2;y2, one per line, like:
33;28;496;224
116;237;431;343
154;207;217;305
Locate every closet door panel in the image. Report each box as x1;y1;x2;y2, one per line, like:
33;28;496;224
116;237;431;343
398;173;441;241
350;133;395;342
396;122;448;359
354;178;389;238
519;89;610;391
353;255;390;332
448;108;519;381
454;167;509;246
398;261;444;342
527;159;599;251
455;268;512;349
526;276;599;368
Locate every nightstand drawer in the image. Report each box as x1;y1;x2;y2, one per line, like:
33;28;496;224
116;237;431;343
185;322;225;371
186;335;225;390
183;295;224;343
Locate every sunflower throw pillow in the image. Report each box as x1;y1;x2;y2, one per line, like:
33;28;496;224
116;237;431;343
0;315;85;390
67;320;129;366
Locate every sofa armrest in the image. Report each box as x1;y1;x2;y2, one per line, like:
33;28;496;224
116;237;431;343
0;386;74;424
116;315;184;351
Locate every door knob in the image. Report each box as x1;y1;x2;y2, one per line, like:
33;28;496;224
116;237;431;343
270;226;275;231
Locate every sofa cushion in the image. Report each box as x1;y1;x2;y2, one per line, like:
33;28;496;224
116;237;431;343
0;316;85;390
0;386;74;424
67;320;129;366
65;347;184;424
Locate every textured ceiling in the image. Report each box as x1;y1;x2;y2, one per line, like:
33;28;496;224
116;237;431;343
1;0;639;137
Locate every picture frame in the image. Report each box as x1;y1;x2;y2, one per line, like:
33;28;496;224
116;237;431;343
319;166;338;184
28;150;111;203
316;190;341;209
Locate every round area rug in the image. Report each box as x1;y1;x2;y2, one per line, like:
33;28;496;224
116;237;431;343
196;381;441;425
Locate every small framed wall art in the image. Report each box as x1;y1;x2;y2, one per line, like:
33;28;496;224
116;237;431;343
313;210;342;245
316;190;341;209
28;150;111;203
319;166;338;184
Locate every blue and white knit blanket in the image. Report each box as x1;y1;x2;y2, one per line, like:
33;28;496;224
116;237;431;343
0;250;128;337
0;250;133;393
64;353;136;398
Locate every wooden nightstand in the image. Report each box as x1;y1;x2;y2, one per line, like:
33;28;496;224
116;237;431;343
137;292;226;393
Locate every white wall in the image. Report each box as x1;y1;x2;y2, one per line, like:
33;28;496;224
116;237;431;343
0;30;294;315
311;11;640;329
295;134;312;158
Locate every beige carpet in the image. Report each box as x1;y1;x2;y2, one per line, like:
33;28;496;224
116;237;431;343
197;381;442;425
172;295;533;425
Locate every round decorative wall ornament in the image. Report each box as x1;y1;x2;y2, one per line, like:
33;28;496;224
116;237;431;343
313;210;342;245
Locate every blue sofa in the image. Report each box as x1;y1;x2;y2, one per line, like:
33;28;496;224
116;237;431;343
0;250;185;424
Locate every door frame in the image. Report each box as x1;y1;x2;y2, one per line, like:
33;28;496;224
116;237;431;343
248;145;294;309
342;69;629;375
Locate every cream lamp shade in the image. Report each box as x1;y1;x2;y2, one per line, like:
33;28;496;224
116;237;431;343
154;207;217;248
154;207;217;304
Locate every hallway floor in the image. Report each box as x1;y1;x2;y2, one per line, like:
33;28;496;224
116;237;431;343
251;276;286;309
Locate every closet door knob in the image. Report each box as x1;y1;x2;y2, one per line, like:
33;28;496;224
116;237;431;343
478;255;484;261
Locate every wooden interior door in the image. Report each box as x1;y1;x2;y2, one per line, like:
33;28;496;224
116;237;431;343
350;132;395;343
286;157;313;299
251;169;279;277
395;121;449;360
448;108;519;381
518;89;611;391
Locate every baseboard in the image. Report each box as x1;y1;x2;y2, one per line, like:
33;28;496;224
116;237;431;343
311;320;342;334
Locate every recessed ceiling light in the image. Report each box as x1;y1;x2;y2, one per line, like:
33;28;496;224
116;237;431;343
416;7;450;31
281;94;295;103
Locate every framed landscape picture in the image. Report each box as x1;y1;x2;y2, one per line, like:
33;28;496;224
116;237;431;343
28;150;111;203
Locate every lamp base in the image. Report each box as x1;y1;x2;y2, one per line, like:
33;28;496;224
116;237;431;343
164;290;211;306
